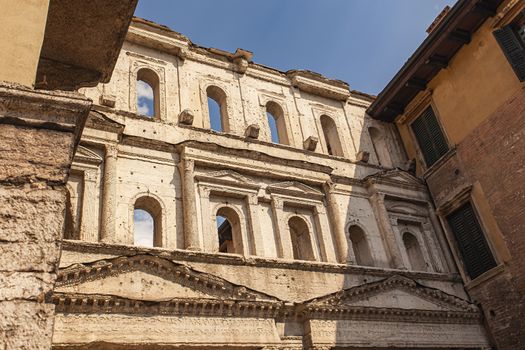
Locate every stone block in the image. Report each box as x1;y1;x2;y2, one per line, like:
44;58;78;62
178;109;194;125
245;124;260;139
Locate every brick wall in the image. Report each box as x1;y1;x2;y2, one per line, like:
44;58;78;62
426;88;525;349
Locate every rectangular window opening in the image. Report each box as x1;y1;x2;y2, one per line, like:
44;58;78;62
446;202;497;280
410;106;449;168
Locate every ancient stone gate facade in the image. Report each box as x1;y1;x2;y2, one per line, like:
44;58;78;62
54;18;491;349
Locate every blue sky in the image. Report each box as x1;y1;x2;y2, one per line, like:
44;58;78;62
135;0;456;95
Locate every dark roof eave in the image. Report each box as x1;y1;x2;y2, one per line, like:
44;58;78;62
367;0;502;122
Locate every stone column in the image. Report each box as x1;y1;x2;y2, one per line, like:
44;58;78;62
198;186;214;252
323;182;349;263
369;191;405;269
427;202;456;272
421;220;445;273
314;204;338;263
0;84;91;350
179;157;201;250
270;196;293;259
80;169;99;242
100;144;118;243
246;194;265;256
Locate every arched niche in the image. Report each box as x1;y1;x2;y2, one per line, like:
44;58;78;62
368;126;393;167
348;225;374;266
402;231;427;271
288;216;316;261
320;115;344;157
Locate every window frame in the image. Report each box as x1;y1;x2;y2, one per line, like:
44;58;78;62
493;9;525;82
408;103;450;170
442;195;499;282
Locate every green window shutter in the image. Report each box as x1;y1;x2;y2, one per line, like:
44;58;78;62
494;25;525;81
446;202;497;279
411;107;449;167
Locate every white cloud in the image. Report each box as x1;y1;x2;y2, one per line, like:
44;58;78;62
137;80;154;100
137;101;150;115
133;209;154;247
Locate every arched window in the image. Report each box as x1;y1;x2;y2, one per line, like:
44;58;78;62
348;225;374;266
320;115;344;157
216;207;243;254
136;68;160;118
266;101;289;144
133;196;162;247
368;126;392;167
288;216;315;261
207;86;229;132
403;232;426;271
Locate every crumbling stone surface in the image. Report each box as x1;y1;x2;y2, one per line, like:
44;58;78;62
0;85;90;350
0;123;73;184
0;301;55;350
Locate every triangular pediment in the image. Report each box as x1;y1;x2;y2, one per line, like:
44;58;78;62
74;145;103;164
267;181;323;198
203;170;252;184
367;169;424;186
305;275;477;313
55;255;279;302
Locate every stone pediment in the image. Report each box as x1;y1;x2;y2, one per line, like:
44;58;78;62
304;275;478;313
55;255;279;303
195;170;259;190
367;169;425;187
73;145;103;165
267;181;323;200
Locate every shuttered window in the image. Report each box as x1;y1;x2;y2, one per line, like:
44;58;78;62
446;202;497;280
494;21;525;81
411;107;449;167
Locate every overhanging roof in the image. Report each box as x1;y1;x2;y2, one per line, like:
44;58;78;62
36;0;138;90
367;0;503;122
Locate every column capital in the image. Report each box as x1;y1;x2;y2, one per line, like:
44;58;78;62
104;143;118;158
271;196;283;210
83;169;98;183
315;204;326;215
199;186;211;198
180;158;195;172
247;193;259;205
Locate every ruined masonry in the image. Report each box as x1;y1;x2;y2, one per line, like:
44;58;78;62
54;18;491;349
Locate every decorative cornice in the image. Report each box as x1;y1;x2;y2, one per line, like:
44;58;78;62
60;241;463;283
52;292;283;318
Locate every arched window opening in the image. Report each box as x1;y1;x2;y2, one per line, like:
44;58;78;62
136;68;160;118
403;232;427;271
348;225;374;266
266;101;289;145
368;126;392;167
216;207;242;254
207;86;229;132
320;115;344;157
133;196;162;247
288;216;315;261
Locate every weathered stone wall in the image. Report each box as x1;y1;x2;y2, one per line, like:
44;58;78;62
55;20;490;349
0;84;90;350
